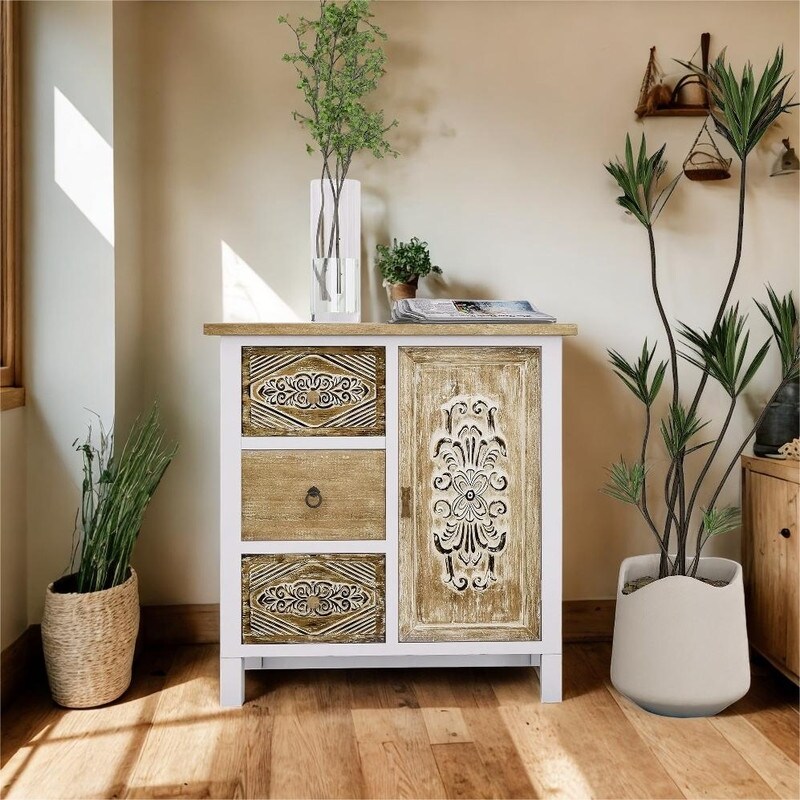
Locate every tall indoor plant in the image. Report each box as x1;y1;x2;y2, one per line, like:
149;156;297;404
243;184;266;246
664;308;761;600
281;0;398;321
603;48;797;716
42;404;177;708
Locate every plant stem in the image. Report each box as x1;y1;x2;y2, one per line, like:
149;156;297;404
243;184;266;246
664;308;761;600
687;157;749;420
666;158;748;576
673;459;687;574
647;225;679;405
688;364;797;576
637;505;673;561
684;396;737;530
646;223;681;576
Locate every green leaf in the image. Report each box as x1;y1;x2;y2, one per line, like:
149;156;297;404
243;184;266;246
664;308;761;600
678;305;771;396
375;237;441;284
755;285;799;380
280;1;399;257
601;457;647;505
660;402;709;458
72;404;177;593
701;506;741;540
605;134;677;227
607;340;667;406
677;47;797;159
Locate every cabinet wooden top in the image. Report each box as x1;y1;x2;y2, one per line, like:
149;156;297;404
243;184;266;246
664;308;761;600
204;322;578;337
742;454;800;484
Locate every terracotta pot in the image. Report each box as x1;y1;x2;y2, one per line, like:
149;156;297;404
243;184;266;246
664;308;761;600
611;554;749;717
42;569;140;708
389;278;418;302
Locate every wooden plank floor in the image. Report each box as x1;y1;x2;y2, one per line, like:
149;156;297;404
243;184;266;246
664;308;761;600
1;643;797;799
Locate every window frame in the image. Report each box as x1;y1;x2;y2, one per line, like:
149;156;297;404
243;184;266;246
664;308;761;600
1;0;23;409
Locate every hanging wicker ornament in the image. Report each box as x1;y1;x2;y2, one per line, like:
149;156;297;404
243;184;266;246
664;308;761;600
635;47;671;117
683;119;732;181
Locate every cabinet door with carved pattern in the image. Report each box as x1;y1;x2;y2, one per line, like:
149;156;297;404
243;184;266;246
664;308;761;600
398;347;541;642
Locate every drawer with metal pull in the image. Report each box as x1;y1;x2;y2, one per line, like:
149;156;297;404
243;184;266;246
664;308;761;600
241;450;385;540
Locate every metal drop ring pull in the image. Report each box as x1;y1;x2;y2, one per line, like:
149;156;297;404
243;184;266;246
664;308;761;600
305;486;322;509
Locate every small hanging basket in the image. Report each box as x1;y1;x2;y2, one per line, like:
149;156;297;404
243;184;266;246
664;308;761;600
683;120;731;181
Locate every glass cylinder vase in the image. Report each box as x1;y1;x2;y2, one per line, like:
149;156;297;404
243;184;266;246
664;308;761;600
310;179;361;322
310;257;360;322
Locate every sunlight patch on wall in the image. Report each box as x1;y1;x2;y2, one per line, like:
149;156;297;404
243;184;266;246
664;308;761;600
54;88;115;246
221;241;299;322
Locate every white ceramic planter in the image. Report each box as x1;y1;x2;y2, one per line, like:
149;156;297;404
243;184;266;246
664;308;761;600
611;554;750;717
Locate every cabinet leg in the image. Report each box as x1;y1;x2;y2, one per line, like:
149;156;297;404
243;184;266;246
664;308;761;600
538;653;562;703
220;657;245;707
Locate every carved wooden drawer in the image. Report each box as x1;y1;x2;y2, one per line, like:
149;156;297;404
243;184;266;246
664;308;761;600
242;553;386;644
242;346;385;436
241;450;385;541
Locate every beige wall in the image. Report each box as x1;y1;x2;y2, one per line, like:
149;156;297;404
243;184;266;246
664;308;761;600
117;0;799;605
1;409;27;649
15;1;797;620
22;0;116;623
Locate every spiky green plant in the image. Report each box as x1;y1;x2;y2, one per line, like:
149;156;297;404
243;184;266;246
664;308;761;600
70;404;177;593
605;134;681;227
756;286;799;380
679;48;796;160
679;305;772;398
603;47;797;580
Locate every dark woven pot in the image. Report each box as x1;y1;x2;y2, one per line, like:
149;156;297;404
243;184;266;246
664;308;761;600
754;381;800;456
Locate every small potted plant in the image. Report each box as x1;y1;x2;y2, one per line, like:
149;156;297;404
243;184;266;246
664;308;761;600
41;404;177;708
376;237;442;302
603;47;797;717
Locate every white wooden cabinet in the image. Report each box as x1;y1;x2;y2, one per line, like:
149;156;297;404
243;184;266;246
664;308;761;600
205;322;577;706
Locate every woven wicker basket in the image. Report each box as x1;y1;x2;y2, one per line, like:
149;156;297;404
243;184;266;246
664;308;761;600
42;569;139;708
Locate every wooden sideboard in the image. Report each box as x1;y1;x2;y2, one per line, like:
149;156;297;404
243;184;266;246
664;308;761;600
205;322;577;706
741;455;800;684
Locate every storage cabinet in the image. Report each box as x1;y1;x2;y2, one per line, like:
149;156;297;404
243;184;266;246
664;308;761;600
206;322;577;707
742;456;800;684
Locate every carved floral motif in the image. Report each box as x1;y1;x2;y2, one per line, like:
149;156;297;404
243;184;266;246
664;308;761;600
258;579;371;617
258;372;370;410
431;398;508;593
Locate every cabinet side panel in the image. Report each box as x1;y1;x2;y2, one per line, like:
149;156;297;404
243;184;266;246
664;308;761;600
787;481;799;676
399;347;541;642
745;471;790;664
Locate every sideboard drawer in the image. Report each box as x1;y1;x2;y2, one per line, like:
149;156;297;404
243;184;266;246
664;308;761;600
242;450;385;540
242;346;386;436
242;553;386;644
